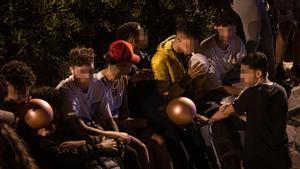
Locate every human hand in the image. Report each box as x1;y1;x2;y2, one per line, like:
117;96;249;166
187;62;208;79
239;115;247;122
114;132;131;143
96;138;118;152
59;140;86;151
130;69;153;83
37;124;55;137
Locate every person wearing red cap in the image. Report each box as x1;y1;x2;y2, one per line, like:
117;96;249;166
115;22;173;169
95;40;151;169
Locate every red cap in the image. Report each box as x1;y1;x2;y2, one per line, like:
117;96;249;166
108;40;140;63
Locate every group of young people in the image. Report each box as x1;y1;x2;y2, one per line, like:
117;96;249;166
0;1;298;169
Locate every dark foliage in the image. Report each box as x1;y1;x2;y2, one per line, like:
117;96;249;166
0;0;217;86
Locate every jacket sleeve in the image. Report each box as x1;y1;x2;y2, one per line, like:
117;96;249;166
151;51;187;102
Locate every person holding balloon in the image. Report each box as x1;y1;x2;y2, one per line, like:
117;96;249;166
208;52;291;169
151;20;211;169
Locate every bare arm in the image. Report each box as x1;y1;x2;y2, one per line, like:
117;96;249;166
223;85;242;96
104;118;120;132
208;103;235;124
68;117;129;142
0;109;15;125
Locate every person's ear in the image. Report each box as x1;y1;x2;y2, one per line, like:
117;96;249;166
69;67;73;75
256;70;263;78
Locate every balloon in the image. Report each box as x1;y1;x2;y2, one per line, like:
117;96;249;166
24;99;53;129
166;97;196;125
190;53;209;73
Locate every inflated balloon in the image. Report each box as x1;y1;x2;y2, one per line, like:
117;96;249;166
190;53;209;73
166;97;197;125
24;99;53;129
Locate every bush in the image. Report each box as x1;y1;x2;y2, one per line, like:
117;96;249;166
0;0;217;86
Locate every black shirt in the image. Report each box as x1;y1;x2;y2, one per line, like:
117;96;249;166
233;83;291;169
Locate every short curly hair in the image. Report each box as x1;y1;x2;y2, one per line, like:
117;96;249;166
0;60;36;90
68;47;95;66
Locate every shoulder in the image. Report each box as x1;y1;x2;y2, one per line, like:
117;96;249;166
56;76;75;91
153;36;175;60
200;35;215;49
272;83;288;98
94;72;106;90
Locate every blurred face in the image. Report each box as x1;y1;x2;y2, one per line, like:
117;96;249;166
70;64;93;87
135;28;148;50
111;61;132;78
177;33;198;55
6;82;30;102
240;64;259;87
214;25;236;45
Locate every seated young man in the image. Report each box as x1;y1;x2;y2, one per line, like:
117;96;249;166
152;20;208;103
96;39;173;169
115;21;156;122
29;86;122;169
209;52;291;169
56;47;129;140
199;10;246;97
151;20;211;169
56;47;149;169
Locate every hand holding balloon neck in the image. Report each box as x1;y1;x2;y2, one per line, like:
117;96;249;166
166;97;209;126
194;114;209;125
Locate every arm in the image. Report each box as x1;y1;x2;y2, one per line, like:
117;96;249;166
58;87;129;142
208;103;235;124
151;53;186;101
104;118;119;132
68;117;127;141
0;109;15;125
114;76;147;129
152;52;206;102
223;85;242;96
58;138;120;157
119;76;130;119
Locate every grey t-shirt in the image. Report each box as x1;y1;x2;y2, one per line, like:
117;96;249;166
96;72;126;118
200;35;246;90
56;75;112;121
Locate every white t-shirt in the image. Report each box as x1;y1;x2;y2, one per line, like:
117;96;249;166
200;35;246;90
56;75;112;121
96;72;126;118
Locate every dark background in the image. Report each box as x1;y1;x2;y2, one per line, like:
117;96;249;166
0;0;231;87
